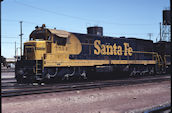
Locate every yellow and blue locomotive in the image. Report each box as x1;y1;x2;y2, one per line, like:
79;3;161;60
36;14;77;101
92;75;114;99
15;24;169;83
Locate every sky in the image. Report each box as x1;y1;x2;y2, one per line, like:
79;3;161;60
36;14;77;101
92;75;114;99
1;0;170;58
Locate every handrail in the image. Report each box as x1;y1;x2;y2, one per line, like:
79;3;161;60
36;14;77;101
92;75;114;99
132;51;164;69
164;55;171;66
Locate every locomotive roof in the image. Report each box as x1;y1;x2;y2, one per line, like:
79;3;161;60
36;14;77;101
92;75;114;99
47;29;70;38
30;27;70;38
31;26;153;43
71;32;153;42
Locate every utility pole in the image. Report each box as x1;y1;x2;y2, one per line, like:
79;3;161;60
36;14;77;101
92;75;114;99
148;33;153;40
1;0;3;88
160;22;162;41
19;21;23;57
16;48;19;57
0;0;2;58
15;42;16;60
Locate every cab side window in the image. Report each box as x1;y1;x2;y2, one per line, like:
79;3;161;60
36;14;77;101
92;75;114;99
53;34;67;46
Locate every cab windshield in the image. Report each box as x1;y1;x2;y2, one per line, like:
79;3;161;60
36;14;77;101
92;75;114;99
30;30;51;41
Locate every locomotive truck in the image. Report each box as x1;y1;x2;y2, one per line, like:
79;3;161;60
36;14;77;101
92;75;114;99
15;24;170;83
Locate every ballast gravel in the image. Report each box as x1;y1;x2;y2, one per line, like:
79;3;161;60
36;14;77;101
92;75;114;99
2;80;170;113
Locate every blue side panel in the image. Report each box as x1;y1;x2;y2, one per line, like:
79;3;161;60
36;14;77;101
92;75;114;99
70;33;153;61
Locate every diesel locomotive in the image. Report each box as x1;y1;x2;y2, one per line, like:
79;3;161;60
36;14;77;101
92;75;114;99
15;24;171;83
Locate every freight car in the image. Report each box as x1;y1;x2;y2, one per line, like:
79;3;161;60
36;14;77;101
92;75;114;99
15;25;167;83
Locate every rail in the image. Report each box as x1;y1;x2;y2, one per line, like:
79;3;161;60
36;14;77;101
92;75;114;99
1;68;15;72
1;75;170;97
143;103;171;113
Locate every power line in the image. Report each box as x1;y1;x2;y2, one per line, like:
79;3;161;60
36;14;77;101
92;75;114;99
2;18;157;37
104;31;155;36
2;18;60;29
2;18;40;25
14;0;156;26
2;42;20;44
2;36;19;38
1;36;27;39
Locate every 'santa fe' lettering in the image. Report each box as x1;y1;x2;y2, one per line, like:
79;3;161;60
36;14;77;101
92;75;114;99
94;40;133;56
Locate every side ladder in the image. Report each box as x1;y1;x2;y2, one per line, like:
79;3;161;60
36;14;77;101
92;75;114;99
153;53;164;74
35;60;43;80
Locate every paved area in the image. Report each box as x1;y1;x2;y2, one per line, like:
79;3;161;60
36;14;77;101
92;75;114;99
2;80;170;113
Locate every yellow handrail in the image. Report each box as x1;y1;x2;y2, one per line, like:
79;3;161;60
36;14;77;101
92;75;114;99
132;51;163;67
164;55;171;66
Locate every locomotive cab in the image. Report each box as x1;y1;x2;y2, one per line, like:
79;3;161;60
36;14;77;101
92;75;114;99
24;24;69;60
15;25;72;83
24;27;52;60
24;27;68;60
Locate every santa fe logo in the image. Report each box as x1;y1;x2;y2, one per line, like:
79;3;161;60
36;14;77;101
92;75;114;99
94;40;133;56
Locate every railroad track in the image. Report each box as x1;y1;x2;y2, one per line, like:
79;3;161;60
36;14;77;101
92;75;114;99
1;75;170;97
1;78;17;86
1;69;15;72
143;103;171;113
1;77;15;81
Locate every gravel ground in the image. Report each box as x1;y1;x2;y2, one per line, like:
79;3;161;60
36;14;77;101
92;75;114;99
1;72;15;79
2;80;171;113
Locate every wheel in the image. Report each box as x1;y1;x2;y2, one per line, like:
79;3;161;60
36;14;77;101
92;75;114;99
16;76;27;84
44;68;58;79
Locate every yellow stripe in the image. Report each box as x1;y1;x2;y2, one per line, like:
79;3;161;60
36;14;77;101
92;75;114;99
44;59;156;67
